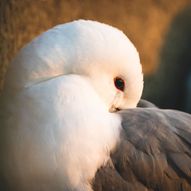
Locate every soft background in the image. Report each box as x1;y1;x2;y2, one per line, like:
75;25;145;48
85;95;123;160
1;0;191;112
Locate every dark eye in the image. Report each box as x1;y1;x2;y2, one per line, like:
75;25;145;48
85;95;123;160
114;77;125;91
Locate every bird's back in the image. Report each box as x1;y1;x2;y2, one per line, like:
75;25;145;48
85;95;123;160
93;108;191;191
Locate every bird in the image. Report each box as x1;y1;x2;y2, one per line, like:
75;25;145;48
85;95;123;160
0;20;191;191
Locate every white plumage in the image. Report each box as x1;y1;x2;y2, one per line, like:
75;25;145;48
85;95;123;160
0;20;143;191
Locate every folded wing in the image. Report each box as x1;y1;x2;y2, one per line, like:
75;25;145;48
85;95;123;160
93;108;191;191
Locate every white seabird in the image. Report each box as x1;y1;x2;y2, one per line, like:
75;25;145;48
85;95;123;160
0;20;191;191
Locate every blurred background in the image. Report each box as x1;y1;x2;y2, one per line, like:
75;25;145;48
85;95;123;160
0;0;191;113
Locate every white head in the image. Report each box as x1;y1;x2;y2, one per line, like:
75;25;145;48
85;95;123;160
5;20;143;111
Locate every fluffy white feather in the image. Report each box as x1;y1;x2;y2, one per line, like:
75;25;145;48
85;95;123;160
4;20;143;110
1;20;143;191
2;75;120;191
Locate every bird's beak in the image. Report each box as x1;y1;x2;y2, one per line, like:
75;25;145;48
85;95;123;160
109;92;122;112
109;106;121;112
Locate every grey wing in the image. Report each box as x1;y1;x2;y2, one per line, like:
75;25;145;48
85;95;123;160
137;99;158;108
93;108;191;191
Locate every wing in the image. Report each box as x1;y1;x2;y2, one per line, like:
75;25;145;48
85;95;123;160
93;108;191;191
137;99;158;108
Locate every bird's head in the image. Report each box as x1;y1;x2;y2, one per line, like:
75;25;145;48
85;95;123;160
4;20;143;112
57;20;144;112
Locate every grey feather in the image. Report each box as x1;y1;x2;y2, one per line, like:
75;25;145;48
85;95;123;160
93;108;191;191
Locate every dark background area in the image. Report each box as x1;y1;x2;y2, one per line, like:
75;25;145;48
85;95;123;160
0;0;191;112
143;6;191;113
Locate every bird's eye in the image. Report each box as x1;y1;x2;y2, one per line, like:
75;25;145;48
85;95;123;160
114;77;125;91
